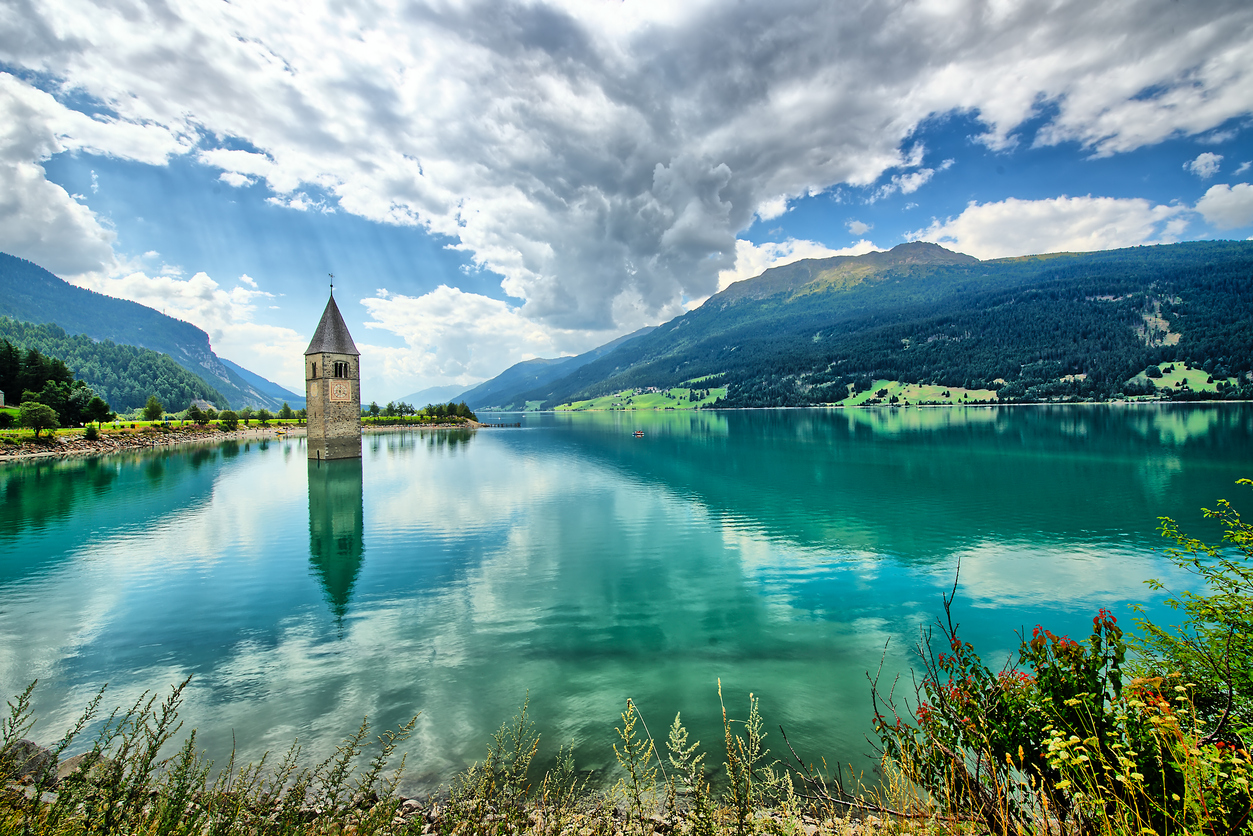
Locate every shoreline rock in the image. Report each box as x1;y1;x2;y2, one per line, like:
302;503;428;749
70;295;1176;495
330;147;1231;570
0;421;489;464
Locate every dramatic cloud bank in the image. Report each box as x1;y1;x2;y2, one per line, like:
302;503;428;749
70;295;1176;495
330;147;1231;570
2;0;1252;388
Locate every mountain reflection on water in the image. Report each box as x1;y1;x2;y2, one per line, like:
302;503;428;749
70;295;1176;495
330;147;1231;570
0;404;1249;794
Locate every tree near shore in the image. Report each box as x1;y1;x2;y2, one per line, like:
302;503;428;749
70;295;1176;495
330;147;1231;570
86;395;110;426
218;410;238;431
19;401;58;438
143;395;163;422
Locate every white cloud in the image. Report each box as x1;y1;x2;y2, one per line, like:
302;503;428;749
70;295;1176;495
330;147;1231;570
714;238;880;293
0;75;118;276
68;270;308;390
872;159;954;202
218;171;254;188
0;0;1249;337
1184;152;1223;179
755;195;790;221
1195;183;1253;230
847;219;872;235
911;195;1190;259
1202;129;1237;145
265;193;332;213
359;286;619;390
0;67;196;277
1235;161;1251;176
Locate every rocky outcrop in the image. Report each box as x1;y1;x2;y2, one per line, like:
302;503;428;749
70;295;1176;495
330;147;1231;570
1;740;53;781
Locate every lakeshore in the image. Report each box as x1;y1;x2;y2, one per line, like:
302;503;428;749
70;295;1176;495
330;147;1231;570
0;421;487;463
5;399;1245;463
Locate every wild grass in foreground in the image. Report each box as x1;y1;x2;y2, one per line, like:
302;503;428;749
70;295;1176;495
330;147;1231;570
3;481;1251;836
1;680;893;836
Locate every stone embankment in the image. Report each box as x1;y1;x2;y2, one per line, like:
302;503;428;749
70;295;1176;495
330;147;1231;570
0;421;503;462
0;425;304;462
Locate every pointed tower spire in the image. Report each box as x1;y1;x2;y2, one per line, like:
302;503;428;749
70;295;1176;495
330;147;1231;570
305;295;360;356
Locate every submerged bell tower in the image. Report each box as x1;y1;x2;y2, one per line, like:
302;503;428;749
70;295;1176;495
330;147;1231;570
305;290;362;460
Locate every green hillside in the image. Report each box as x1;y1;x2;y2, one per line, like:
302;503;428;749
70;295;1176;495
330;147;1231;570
460;326;655;411
0;252;301;410
0;318;228;412
518;240;1253;408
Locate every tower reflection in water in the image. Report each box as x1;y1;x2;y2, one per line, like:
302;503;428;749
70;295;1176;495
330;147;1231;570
307;457;365;619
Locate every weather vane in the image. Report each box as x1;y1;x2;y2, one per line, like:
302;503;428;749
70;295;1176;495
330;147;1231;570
329;273;335;295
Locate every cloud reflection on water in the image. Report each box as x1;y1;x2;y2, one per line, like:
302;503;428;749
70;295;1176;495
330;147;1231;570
0;405;1247;794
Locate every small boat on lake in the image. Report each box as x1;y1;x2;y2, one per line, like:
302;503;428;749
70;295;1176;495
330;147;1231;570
633;430;644;438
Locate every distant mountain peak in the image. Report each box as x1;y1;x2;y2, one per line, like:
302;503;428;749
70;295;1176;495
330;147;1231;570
884;241;978;264
711;240;977;307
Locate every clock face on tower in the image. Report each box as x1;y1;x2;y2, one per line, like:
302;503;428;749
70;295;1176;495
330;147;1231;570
330;381;351;402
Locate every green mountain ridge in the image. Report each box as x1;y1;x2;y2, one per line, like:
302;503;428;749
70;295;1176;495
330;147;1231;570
492;240;1253;408
0;253;302;411
461;326;655;411
0;318;227;414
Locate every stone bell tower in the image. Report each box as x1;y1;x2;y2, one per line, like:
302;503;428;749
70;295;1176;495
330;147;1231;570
305;292;362;460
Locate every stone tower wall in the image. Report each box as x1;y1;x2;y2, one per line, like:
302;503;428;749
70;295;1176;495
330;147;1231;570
306;351;361;460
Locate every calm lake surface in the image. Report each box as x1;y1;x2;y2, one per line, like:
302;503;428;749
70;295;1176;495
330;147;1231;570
1;404;1250;791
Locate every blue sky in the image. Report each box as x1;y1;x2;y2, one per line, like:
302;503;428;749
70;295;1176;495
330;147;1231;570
2;0;1252;399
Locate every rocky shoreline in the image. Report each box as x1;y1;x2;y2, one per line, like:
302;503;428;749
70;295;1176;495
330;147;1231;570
0;421;492;463
0;425;301;462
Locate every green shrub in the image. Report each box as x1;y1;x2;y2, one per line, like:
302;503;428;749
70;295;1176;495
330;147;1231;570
1136;479;1253;737
84;425;98;441
872;481;1253;836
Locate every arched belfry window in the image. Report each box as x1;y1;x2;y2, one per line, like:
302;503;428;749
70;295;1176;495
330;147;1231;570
333;361;350;378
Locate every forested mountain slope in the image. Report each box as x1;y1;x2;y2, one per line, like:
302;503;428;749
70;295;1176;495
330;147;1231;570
461;326;655;410
0;318;227;412
520;240;1253;408
0;253;297;410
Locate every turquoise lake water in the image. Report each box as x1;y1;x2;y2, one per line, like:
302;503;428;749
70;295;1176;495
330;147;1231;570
1;404;1250;792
